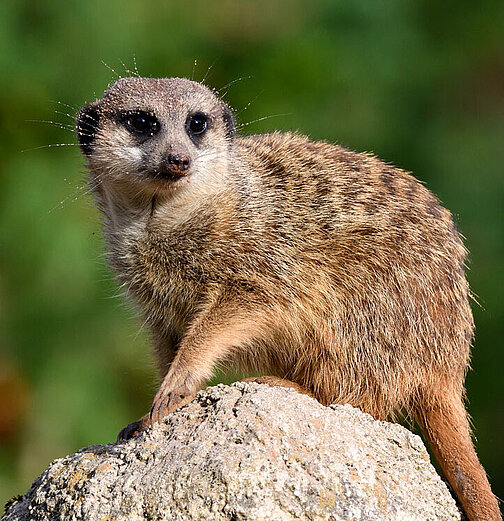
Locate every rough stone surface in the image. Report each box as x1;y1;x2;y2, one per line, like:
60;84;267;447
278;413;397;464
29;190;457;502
2;383;461;521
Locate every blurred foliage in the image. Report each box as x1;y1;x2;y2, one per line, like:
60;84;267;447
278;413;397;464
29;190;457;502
0;0;503;510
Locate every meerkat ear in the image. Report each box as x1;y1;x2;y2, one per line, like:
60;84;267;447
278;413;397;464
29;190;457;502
222;104;235;140
76;101;100;156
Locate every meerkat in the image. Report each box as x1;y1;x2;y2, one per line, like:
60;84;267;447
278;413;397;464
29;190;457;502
76;77;500;520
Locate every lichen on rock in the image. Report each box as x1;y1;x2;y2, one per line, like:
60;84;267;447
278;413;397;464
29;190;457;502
2;382;461;521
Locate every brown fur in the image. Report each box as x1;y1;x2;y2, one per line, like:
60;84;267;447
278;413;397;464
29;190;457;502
76;77;500;520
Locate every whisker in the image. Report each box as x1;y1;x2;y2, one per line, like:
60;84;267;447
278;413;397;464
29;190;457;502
48;183;92;214
216;76;253;94
118;58;129;76
119;58;141;78
102;60;122;80
26;119;76;132
22;143;81;152
237;113;291;129
49;99;80;112
133;54;140;77
201;59;218;85
238;91;265;115
191;59;198;81
76;111;99;124
54;109;79;121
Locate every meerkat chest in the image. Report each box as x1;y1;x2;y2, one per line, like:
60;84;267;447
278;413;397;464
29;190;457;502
106;215;211;326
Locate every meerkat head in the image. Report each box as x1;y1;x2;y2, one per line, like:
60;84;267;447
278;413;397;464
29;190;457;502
76;77;235;196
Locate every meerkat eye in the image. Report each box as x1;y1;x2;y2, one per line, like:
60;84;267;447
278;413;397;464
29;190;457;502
121;111;160;138
187;112;208;136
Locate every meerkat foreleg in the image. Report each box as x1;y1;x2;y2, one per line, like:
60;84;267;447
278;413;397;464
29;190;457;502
148;304;269;425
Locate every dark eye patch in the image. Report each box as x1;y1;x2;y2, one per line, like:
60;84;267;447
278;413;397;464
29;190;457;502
186;112;209;137
76;102;100;157
119;111;160;139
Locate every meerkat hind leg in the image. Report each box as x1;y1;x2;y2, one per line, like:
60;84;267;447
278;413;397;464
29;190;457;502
117;414;151;442
242;376;315;399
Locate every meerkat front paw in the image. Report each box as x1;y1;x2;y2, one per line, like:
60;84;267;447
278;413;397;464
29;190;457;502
150;379;195;424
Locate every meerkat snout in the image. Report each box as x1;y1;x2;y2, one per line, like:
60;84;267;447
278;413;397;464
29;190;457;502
161;152;191;177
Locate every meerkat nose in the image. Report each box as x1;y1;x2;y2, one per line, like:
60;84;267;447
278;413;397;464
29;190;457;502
164;153;191;176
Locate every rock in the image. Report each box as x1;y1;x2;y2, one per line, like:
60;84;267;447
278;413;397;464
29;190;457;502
2;382;461;521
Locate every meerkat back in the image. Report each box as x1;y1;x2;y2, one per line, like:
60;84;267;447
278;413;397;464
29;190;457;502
76;77;501;521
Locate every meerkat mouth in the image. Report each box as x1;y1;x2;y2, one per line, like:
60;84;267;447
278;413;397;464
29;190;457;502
147;170;190;183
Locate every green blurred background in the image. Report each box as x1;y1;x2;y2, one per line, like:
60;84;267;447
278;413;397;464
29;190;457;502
1;0;503;511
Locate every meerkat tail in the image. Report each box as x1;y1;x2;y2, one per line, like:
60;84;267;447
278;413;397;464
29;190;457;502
414;389;501;520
